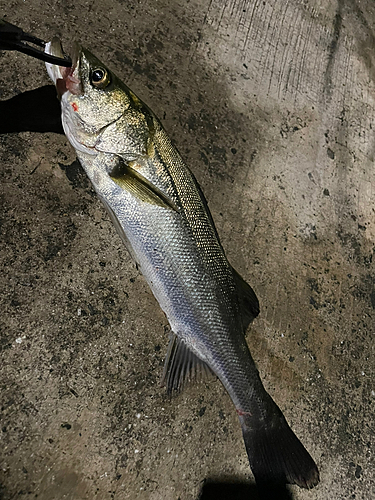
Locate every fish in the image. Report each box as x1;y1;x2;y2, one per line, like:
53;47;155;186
45;38;319;490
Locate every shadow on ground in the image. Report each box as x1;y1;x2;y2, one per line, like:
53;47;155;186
0;85;63;134
198;478;293;500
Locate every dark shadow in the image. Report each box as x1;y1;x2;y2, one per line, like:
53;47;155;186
0;84;63;134
198;478;294;500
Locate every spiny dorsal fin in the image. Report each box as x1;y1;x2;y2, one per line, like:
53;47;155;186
109;157;179;212
232;267;260;332
162;333;215;394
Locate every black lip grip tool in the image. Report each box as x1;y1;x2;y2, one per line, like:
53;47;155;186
0;19;71;67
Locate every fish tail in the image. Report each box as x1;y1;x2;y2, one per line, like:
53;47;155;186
238;408;319;489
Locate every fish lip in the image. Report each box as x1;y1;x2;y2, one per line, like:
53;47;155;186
45;38;81;97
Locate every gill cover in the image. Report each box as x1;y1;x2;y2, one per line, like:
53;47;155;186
73;48;155;160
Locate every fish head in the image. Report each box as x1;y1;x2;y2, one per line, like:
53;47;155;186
45;39;153;160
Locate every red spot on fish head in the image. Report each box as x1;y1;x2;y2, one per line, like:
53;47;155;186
71;102;79;112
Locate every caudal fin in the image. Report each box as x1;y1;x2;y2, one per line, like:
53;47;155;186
239;411;319;489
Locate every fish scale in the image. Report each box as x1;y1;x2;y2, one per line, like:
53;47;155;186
46;38;319;491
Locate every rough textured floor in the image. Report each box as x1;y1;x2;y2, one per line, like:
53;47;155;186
0;0;374;499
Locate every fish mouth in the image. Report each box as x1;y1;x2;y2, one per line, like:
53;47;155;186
45;38;81;97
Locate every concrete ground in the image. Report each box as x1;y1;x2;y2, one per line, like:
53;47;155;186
0;0;374;498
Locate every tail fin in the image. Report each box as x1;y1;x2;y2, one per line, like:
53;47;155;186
239;410;319;490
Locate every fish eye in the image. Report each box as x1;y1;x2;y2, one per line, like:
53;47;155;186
90;67;111;89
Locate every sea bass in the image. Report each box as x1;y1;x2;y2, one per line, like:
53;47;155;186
45;39;319;489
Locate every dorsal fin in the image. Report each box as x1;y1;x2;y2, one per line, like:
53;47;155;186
188;172;260;332
232;267;260;332
162;333;215;394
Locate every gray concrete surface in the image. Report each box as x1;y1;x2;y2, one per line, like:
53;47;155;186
0;0;374;498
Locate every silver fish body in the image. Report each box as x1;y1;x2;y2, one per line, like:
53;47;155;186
75;130;259;408
46;39;319;489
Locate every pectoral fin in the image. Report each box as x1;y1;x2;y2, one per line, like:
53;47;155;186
109;158;179;212
162;333;215;394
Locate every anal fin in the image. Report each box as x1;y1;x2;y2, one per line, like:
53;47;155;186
162;333;215;394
